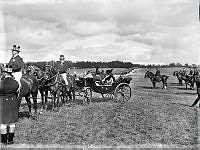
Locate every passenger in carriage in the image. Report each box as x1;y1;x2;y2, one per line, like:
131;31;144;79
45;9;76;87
102;69;116;85
55;55;70;85
100;70;106;79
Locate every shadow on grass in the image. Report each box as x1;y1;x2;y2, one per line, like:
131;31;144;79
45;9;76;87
137;86;159;90
18;111;31;119
174;92;197;95
168;83;183;86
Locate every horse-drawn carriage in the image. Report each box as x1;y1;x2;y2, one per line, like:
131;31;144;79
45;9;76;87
73;74;132;104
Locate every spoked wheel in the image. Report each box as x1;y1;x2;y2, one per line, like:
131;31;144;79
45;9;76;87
82;87;92;105
114;83;131;103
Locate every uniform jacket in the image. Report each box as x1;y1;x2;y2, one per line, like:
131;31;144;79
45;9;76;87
55;61;69;74
8;55;25;72
155;70;161;76
0;76;19;124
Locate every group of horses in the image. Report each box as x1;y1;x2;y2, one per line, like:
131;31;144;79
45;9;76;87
144;69;200;91
173;70;199;90
0;65;76;118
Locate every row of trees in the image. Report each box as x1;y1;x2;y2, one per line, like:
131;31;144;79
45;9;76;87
26;60;198;69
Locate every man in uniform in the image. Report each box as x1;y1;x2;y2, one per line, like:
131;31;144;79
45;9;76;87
155;68;161;81
0;65;19;145
55;55;69;85
8;45;25;91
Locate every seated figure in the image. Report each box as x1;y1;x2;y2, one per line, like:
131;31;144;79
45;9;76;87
102;69;116;85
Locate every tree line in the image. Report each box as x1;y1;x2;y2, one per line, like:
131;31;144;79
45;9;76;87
25;60;198;70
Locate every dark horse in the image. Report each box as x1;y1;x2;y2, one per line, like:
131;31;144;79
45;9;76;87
18;66;39;117
41;65;73;111
173;71;183;85
144;71;169;89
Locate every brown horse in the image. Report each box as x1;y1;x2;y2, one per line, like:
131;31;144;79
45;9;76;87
17;66;39;117
144;71;169;89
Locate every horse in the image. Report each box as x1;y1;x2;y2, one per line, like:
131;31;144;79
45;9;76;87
25;65;49;112
181;74;195;90
144;71;169;89
42;65;74;110
173;71;183;85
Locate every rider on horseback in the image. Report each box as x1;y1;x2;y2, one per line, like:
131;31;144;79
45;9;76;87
55;55;70;85
155;68;161;81
8;45;25;91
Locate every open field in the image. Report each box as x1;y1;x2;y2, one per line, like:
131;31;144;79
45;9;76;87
8;68;199;148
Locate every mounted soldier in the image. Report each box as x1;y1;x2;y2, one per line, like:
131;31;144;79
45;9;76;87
182;67;186;76
188;68;194;76
8;45;25;91
55;55;70;85
155;68;161;81
0;65;19;145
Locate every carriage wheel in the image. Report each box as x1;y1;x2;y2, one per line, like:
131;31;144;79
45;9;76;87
114;83;131;103
83;87;92;105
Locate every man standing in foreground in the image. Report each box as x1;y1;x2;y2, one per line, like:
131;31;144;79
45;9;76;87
0;65;19;145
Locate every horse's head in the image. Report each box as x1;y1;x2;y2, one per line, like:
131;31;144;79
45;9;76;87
144;71;150;78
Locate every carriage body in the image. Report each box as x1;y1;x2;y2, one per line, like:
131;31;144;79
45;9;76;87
74;75;132;103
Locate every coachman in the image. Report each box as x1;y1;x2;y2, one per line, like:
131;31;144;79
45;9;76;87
0;65;19;145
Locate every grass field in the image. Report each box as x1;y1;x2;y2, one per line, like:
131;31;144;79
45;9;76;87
6;68;199;148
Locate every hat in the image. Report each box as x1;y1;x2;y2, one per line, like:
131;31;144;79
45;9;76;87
3;65;12;73
11;45;20;52
59;55;65;60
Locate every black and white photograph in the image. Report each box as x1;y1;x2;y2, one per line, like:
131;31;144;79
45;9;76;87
0;0;199;149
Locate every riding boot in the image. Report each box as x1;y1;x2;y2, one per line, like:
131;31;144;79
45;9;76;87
1;134;7;145
8;133;14;145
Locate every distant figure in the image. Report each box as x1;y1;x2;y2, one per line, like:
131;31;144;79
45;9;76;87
194;67;199;76
95;67;101;75
182;68;186;75
8;45;25;91
0;65;19;145
188;68;194;76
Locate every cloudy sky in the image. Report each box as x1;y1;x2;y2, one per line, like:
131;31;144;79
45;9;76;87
0;0;199;64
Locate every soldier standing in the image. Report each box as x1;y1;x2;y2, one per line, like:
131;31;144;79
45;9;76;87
8;45;25;90
0;65;19;145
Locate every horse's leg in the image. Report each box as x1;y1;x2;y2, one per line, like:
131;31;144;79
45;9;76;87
31;93;38;115
25;94;32;117
152;81;156;88
44;90;48;110
39;89;45;111
191;94;200;107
